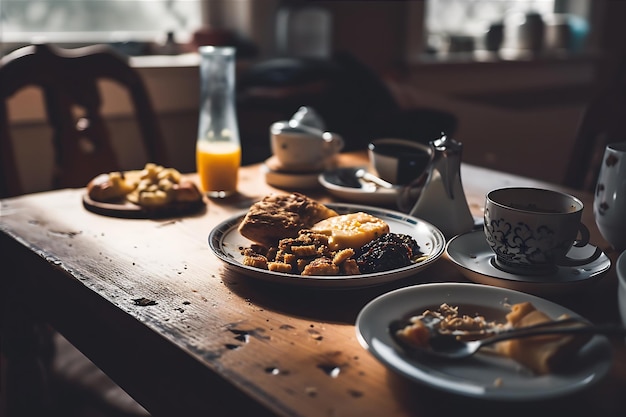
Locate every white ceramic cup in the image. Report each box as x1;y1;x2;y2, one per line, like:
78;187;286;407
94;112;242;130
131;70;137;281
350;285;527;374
367;138;431;185
484;187;602;275
270;122;344;171
594;141;626;252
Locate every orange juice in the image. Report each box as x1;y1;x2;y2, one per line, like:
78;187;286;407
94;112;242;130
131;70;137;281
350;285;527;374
196;141;241;197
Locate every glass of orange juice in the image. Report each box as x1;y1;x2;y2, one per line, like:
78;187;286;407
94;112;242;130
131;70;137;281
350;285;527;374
196;46;241;198
196;139;240;198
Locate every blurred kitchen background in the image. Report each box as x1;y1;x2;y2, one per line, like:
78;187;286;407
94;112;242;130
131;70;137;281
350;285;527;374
2;0;625;194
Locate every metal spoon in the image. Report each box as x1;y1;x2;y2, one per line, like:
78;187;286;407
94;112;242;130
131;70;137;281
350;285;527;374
389;317;626;359
355;169;395;189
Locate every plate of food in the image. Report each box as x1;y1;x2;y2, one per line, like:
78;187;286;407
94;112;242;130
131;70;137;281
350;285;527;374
83;163;206;218
208;192;445;288
356;282;612;400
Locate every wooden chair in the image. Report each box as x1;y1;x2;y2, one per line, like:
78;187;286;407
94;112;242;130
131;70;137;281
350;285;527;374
0;43;169;197
564;52;626;191
0;43;159;416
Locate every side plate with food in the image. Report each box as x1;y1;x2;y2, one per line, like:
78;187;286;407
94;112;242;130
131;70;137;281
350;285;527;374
356;283;612;400
83;163;206;219
209;200;445;288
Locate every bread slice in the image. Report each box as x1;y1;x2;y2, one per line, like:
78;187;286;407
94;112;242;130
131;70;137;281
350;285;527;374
238;193;338;246
495;302;591;374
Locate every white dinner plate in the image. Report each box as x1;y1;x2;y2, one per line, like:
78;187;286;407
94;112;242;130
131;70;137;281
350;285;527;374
445;230;611;296
318;167;401;207
356;283;612;400
208;203;445;288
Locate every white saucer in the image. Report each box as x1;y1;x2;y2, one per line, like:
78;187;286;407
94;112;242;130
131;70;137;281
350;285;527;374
262;163;322;190
445;230;611;296
319;166;401;206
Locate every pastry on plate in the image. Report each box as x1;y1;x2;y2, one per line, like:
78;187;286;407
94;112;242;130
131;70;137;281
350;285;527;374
238;192;338;247
87;171;139;202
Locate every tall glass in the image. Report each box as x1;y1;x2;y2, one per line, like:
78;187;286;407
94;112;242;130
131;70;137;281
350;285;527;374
196;46;241;198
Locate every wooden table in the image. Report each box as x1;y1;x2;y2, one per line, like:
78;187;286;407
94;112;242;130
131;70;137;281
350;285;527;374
1;153;625;417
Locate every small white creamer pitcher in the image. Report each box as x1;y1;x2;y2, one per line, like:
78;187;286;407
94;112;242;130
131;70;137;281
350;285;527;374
402;134;474;239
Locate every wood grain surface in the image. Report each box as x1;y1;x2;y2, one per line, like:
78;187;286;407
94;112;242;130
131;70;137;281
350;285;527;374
1;152;624;417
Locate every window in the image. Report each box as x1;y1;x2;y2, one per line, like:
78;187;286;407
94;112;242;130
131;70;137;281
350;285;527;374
426;0;555;36
424;0;591;55
1;0;202;50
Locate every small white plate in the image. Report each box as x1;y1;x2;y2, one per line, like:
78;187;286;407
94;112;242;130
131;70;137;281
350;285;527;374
209;203;445;288
319;167;401;207
356;283;612;400
445;230;611;296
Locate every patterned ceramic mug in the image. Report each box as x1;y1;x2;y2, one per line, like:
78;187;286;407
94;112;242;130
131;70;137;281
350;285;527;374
594;142;626;252
484;187;602;275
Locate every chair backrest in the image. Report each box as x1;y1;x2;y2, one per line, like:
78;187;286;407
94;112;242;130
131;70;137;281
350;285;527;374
564;52;626;191
0;43;169;197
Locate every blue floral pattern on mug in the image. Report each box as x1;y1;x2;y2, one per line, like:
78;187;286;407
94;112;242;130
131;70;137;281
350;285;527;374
484;209;569;267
